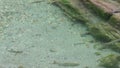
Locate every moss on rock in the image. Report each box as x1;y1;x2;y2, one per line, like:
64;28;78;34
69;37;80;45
53;0;120;67
99;54;120;68
53;0;88;22
53;0;120;52
109;13;120;30
82;0;113;20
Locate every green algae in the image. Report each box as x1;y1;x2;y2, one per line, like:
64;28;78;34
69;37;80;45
61;0;70;4
99;54;120;68
52;0;88;22
109;14;120;30
88;23;112;42
53;0;120;52
1;0;119;68
52;1;120;68
83;0;120;30
82;0;112;20
94;52;101;56
104;38;120;45
88;23;120;42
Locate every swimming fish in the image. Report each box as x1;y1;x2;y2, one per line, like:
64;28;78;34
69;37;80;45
53;61;80;67
30;1;43;4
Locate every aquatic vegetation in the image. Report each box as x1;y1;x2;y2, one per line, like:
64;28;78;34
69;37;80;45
88;23;112;42
82;0;113;20
52;0;88;22
52;1;120;68
61;0;70;4
2;0;120;68
53;0;120;52
81;32;91;37
109;13;120;30
99;54;120;68
83;0;120;30
104;38;120;45
88;23;120;41
94;52;101;56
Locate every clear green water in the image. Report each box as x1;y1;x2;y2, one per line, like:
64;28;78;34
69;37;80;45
0;0;118;68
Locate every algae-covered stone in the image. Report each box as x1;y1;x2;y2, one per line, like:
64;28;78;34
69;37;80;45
53;0;120;52
88;23;120;42
88;23;120;52
53;0;88;22
82;0;120;20
99;54;120;68
109;13;120;29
